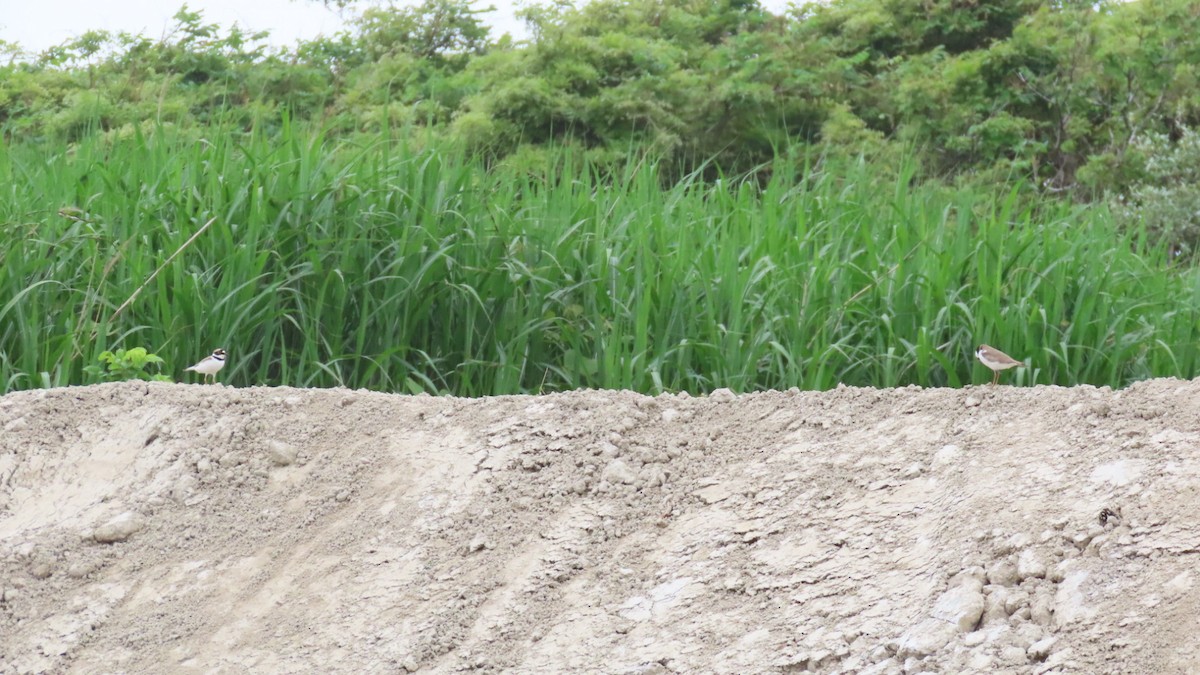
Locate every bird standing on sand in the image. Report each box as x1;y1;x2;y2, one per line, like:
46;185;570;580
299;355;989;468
975;344;1025;385
185;348;227;384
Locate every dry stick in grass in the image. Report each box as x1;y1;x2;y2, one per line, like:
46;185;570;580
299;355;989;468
106;216;219;327
818;234;939;357
843;235;933;307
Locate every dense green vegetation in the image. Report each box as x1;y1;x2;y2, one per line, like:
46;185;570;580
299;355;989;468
2;127;1196;394
4;0;1199;194
2;0;1200;394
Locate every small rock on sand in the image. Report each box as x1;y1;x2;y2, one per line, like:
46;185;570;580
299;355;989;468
93;512;144;544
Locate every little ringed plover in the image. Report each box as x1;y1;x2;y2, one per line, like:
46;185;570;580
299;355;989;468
975;344;1025;386
186;348;227;384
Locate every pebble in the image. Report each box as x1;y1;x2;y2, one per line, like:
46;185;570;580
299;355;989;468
1029;593;1053;627
601;459;636;485
999;645;1028;665
933;579;985;632
966;652;993;670
983;587;1010;623
94;512;144;544
1005;590;1029;615
1163;570;1192;597
1017;549;1049;580
465;534;491;554
693;483;732;504
986;559;1019;586
709;388;736;402
67;562;95;579
638;465;667;487
266;440;299;466
1028;636;1057;660
897;618;957;656
933;445;961;467
1001;533;1034;554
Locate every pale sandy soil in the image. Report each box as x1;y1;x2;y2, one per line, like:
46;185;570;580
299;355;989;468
2;380;1199;674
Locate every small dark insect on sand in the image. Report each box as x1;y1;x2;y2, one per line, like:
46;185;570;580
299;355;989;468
1098;507;1120;526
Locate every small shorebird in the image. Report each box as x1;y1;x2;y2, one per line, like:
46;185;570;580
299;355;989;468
975;344;1025;385
185;348;227;384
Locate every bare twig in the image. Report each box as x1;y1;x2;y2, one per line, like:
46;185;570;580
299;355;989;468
107;216;218;324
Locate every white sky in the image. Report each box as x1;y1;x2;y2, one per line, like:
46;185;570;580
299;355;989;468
1;0;792;54
2;1;377;52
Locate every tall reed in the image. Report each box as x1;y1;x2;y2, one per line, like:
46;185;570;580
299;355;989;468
0;125;1194;395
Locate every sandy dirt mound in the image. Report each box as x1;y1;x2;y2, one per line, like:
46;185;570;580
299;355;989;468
2;380;1199;673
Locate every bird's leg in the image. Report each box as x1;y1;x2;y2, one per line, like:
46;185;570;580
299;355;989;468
991;371;1000;386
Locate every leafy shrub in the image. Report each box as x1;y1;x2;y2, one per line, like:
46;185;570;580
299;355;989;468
1109;128;1200;256
84;348;172;383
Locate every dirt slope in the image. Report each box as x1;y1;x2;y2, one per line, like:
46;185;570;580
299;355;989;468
2;380;1199;674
